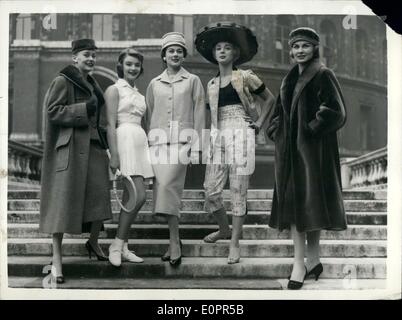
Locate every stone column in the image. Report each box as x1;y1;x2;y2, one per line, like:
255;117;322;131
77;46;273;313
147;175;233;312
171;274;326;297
174;15;194;55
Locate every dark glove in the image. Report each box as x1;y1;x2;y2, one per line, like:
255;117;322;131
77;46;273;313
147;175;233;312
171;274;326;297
248;122;261;135
86;94;98;117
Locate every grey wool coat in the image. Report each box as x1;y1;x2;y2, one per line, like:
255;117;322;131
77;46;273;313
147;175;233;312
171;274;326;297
267;59;347;232
39;65;112;234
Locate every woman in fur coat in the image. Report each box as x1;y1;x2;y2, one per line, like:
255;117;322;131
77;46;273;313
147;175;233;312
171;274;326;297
267;27;347;289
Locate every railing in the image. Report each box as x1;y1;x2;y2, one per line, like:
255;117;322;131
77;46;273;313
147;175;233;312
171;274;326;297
8;140;43;186
341;147;387;190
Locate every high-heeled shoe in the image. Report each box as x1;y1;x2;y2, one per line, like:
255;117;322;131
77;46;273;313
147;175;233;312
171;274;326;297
169;240;183;267
48;262;65;284
306;263;323;281
85;240;108;261
287;266;307;290
53;275;65;284
161;240;183;261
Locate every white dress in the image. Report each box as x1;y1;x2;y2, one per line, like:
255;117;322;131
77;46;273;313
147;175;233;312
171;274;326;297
113;78;154;179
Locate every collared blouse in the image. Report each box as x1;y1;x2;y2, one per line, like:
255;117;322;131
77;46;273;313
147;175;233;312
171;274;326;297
113;78;146;126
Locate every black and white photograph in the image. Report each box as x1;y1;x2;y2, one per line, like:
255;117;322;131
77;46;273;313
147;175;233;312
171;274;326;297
0;0;401;301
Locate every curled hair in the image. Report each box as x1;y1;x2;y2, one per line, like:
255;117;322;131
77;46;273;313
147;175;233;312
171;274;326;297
116;47;144;79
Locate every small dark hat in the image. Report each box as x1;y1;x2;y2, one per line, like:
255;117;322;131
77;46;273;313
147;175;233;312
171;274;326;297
195;21;258;65
71;38;98;53
288;27;320;47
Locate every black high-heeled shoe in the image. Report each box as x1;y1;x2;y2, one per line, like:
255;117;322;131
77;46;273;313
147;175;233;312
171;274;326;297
287;266;307;290
161;240;183;262
85;240;108;261
306;263;323;281
53;275;65;284
168;240;183;267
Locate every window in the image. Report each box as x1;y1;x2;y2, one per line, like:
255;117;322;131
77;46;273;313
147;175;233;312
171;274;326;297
319;20;338;69
275;16;292;65
16;14;32;40
355;30;369;78
92;14;113;41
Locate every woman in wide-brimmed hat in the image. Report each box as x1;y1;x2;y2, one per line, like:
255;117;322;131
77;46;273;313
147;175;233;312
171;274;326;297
105;47;154;267
195;22;275;264
145;32;206;267
39;38;112;283
267;27;347;289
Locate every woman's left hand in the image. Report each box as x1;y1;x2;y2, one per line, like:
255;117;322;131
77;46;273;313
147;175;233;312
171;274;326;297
248;122;261;135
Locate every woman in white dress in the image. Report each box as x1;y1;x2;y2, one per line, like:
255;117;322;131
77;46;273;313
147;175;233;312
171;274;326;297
105;48;154;267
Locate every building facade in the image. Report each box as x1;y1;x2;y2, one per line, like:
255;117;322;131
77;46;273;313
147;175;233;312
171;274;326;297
8;13;387;188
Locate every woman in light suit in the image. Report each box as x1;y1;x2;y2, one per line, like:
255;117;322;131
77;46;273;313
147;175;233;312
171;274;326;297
145;32;206;267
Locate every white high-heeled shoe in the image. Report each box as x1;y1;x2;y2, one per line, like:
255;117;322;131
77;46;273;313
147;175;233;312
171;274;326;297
108;238;124;267
122;243;144;263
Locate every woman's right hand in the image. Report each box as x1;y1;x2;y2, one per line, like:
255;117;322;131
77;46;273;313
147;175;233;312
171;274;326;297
109;154;120;174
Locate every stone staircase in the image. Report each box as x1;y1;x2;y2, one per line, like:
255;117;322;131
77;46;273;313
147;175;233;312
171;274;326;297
7;188;387;290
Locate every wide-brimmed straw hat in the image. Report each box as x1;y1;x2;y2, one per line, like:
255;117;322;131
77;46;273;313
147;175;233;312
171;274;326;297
195;21;258;65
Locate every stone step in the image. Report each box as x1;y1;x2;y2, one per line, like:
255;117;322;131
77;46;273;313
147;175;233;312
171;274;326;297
7;189;387;200
7;223;387;240
7;238;387;258
8;276;386;290
7;256;387;279
7;211;388;225
7;199;387;212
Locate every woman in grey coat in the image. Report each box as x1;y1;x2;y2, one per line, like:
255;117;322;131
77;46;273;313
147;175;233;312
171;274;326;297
39;39;112;283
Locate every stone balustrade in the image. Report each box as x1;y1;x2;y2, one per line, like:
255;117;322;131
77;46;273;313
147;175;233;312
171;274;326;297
8;140;43;187
341;147;387;190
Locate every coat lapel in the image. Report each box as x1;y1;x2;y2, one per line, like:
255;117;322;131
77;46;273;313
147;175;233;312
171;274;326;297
59;65;105;106
290;59;323;116
157;67;190;84
279;65;298;119
231;70;243;98
208;77;220;126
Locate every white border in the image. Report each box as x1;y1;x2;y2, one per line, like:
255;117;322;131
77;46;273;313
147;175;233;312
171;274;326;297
1;0;401;300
